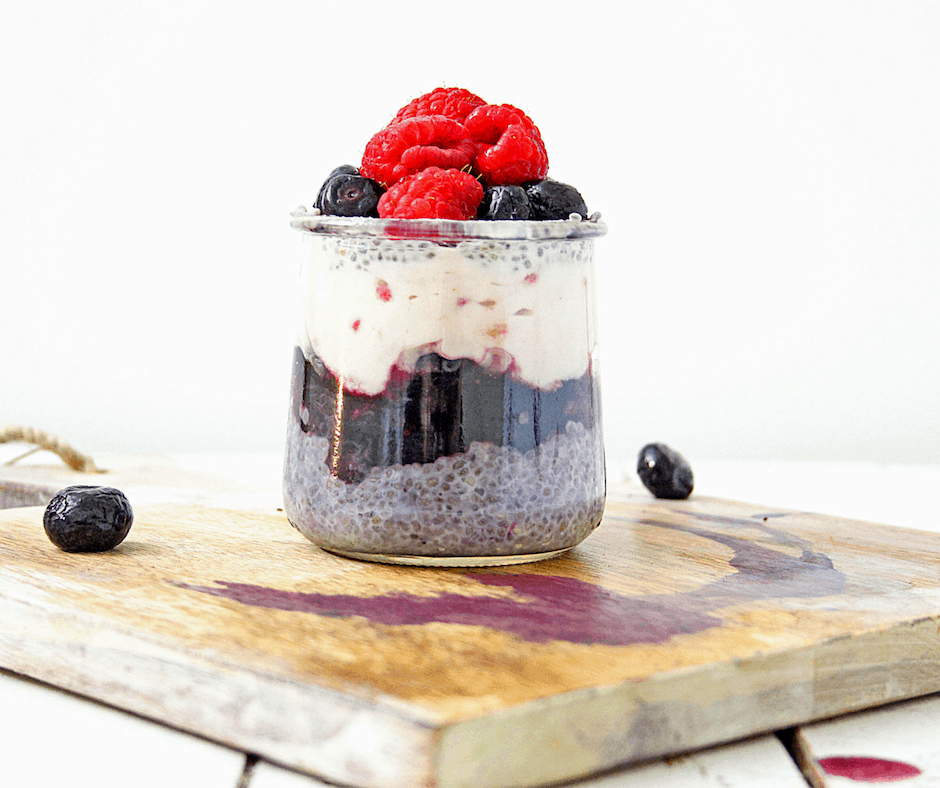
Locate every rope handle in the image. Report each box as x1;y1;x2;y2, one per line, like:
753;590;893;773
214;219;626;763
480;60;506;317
0;426;102;473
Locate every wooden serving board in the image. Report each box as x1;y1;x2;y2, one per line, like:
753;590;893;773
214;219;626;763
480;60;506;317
2;494;940;788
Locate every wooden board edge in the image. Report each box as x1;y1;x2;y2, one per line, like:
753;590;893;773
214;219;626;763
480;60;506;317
0;590;444;788
433;616;940;788
0;480;58;510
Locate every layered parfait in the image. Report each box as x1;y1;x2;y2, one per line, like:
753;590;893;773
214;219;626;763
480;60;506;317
285;87;606;565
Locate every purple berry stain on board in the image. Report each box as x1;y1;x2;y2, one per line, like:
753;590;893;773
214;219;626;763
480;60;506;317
176;511;846;646
819;756;922;782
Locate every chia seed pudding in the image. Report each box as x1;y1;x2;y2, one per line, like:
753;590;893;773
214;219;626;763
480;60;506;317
283;86;607;565
283;216;607;565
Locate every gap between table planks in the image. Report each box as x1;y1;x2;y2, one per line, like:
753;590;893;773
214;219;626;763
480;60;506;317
786;692;940;787
1;493;939;788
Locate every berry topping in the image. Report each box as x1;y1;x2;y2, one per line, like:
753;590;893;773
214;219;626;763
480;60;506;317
637;443;694;500
43;485;134;552
524;178;589;220
464;103;548;186
310;88;594;221
390;87;487;125
478;184;530;220
361;116;477;187
315;164;358;210
377;166;483;220
317;167;383;217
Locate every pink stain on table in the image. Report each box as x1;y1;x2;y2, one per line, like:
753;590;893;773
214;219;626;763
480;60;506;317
819;756;922;782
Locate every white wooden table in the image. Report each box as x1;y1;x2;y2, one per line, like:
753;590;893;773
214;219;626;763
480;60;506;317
2;449;939;787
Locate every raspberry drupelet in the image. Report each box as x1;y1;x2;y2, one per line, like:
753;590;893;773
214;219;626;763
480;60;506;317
377;166;484;220
390;87;487;125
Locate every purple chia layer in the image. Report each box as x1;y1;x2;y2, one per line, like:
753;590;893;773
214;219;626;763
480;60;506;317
283;417;604;558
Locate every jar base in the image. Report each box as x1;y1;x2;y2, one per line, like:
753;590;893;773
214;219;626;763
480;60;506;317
321;547;572;567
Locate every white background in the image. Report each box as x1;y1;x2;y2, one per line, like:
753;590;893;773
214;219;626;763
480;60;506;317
2;1;939;472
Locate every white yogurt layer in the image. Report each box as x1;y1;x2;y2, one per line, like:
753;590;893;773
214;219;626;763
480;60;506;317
295;227;601;396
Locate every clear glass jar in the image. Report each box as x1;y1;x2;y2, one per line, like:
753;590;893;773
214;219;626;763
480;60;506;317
283;213;607;566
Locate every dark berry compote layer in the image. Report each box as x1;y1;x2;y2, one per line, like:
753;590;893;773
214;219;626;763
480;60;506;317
283;348;605;559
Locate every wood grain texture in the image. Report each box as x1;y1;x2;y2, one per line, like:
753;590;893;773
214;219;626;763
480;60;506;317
1;494;939;788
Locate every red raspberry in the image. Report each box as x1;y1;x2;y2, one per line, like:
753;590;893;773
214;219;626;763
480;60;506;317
377;167;484;220
361;116;477;187
390;87;487;125
464;103;548;186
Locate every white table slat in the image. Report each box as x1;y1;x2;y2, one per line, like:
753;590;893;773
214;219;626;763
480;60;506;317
794;693;940;786
0;670;247;788
249;762;335;787
569;735;807;788
249;734;805;788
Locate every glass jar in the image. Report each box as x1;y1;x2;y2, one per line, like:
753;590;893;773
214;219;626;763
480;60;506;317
283;213;607;566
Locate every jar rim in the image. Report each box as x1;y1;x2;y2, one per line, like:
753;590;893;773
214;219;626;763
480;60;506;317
290;210;608;241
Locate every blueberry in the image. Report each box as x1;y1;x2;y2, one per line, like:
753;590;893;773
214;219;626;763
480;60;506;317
316;166;382;217
524;178;589;220
478;185;530;220
315;164;358;211
637;443;694;500
43;485;133;552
